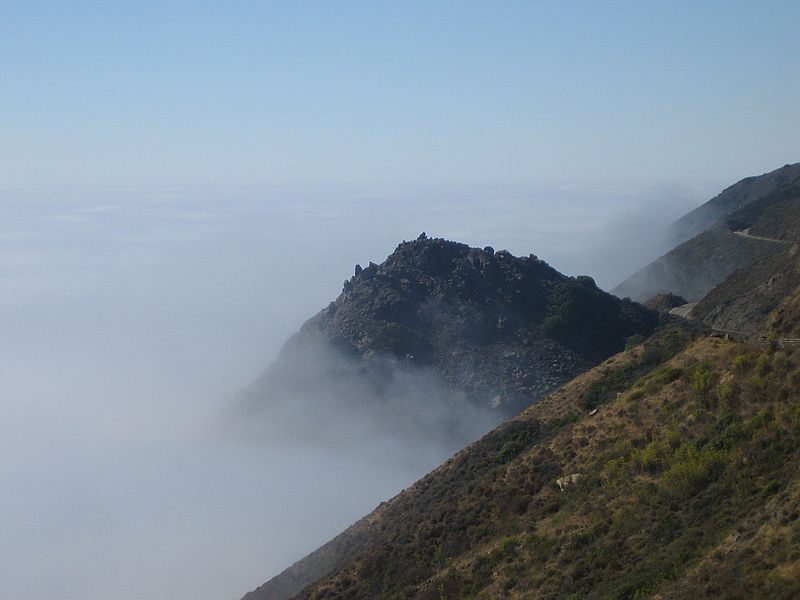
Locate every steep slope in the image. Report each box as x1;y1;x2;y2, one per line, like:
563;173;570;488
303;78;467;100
685;178;800;333
613;167;800;303
247;321;800;600
768;285;800;339
692;244;800;334
671;162;800;242
611;225;781;303
235;235;658;448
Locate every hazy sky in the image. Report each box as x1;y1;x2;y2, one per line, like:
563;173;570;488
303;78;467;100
2;1;798;187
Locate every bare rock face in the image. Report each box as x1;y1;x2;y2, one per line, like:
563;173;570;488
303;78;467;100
234;235;657;448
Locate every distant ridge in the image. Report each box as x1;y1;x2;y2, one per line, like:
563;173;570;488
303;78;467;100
671;162;800;243
613;163;800;303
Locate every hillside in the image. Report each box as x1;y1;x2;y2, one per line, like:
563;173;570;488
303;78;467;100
683;177;800;333
239;172;800;600
611;225;781;303
235;235;658;447
671;162;800;243
613;166;800;303
243;318;800;600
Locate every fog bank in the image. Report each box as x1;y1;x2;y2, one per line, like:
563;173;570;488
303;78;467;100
0;182;704;600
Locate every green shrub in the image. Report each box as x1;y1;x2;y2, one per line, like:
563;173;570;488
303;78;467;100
498;440;523;463
750;373;770;394
625;334;646;350
711;414;746;450
642;366;684;395
733;353;750;374
635;441;668;473
760;479;781;500
755;354;772;376
662;444;726;497
690;363;714;396
716;380;735;408
540;314;568;338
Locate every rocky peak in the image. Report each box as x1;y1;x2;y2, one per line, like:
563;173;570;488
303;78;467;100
327;235;566;351
238;236;659;446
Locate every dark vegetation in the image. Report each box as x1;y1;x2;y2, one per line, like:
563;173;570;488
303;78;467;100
539;276;656;361
579;326;689;411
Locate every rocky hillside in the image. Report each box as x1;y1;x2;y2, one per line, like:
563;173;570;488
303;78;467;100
242;315;800;600
235;235;658;448
613;165;800;304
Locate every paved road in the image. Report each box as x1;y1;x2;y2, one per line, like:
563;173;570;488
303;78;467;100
733;228;791;244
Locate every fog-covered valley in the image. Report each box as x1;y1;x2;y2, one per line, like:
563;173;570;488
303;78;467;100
0;183;702;599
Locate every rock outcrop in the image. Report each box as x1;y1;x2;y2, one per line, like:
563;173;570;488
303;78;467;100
236;236;658;446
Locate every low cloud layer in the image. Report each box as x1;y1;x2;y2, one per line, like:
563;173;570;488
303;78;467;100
0;182;707;600
227;340;502;453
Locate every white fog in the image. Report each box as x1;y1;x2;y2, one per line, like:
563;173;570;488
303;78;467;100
0;183;704;599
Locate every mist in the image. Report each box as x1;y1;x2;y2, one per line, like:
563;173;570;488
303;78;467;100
0;181;706;600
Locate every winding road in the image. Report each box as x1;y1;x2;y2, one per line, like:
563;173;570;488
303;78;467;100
732;228;791;244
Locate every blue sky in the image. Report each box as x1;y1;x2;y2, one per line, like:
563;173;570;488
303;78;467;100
2;1;799;186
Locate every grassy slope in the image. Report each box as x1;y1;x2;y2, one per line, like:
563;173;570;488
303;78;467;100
292;327;800;600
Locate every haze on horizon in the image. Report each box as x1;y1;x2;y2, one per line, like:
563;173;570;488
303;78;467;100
1;3;799;600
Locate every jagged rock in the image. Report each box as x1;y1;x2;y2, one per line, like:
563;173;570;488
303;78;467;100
238;235;658;447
